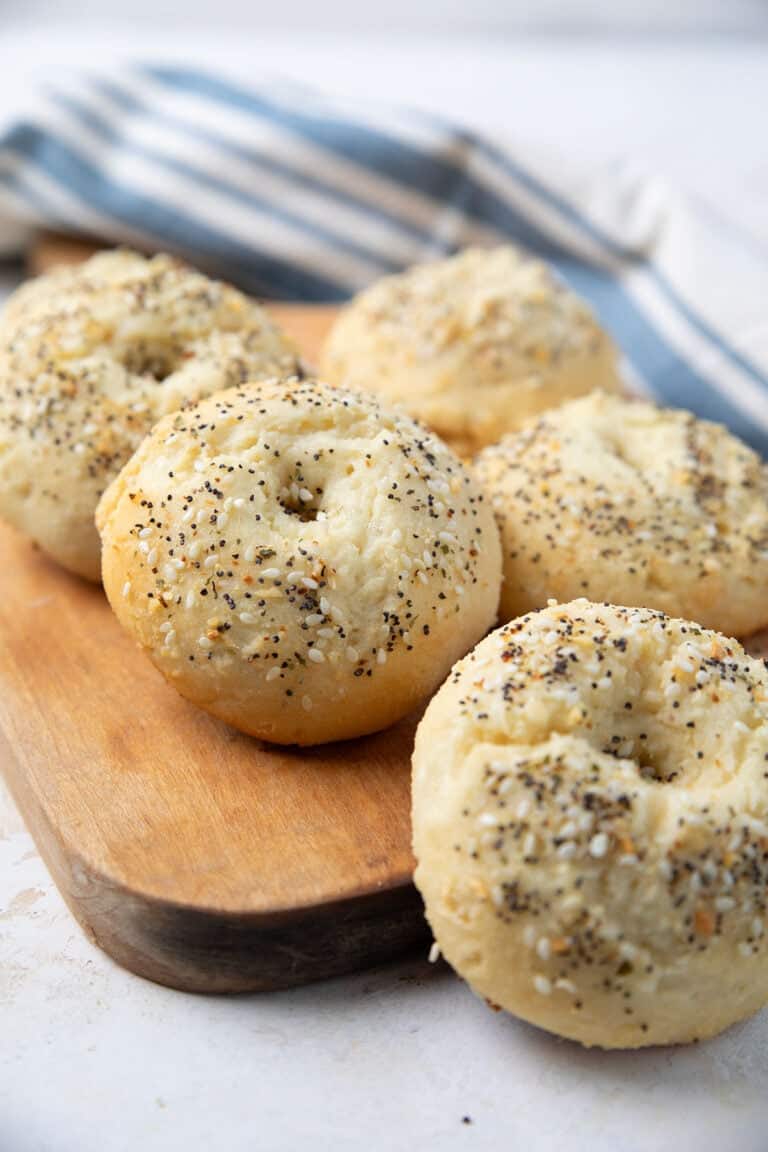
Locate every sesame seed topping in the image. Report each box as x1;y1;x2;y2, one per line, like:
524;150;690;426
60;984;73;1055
536;937;551;961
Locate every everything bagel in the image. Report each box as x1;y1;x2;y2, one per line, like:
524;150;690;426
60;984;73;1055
412;598;768;1047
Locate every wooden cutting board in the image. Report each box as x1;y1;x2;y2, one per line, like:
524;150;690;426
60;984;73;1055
0;240;428;992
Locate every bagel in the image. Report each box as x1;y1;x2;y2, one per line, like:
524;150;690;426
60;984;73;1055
412;598;768;1047
96;377;502;745
0;250;301;579
474;391;768;636
321;246;622;456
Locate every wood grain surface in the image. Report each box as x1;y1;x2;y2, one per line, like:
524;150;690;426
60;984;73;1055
0;244;428;991
0;517;426;992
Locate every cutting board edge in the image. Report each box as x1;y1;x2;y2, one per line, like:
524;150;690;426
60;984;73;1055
1;736;428;992
0;662;419;920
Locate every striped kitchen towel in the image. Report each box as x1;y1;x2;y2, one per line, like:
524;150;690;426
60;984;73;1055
0;64;766;454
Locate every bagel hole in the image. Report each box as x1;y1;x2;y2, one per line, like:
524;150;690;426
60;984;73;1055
119;340;177;382
604;734;676;784
635;745;677;785
278;482;322;523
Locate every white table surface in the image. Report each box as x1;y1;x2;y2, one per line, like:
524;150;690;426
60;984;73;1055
2;29;768;1152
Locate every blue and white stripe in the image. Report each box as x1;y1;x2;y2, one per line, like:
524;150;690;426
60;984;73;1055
0;64;766;454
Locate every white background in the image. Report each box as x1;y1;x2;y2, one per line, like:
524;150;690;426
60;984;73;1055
2;0;768;34
2;8;768;1152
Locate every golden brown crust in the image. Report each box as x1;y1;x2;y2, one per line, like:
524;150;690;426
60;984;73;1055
0;250;301;579
413;599;768;1047
475;391;768;636
97;378;502;745
321;246;622;454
